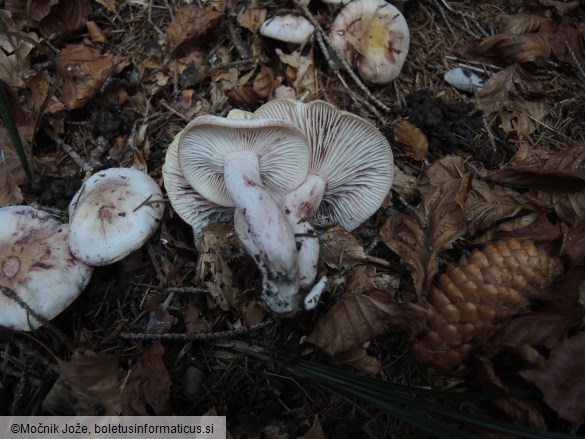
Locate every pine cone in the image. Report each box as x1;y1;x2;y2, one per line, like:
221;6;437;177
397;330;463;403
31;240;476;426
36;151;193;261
411;239;563;376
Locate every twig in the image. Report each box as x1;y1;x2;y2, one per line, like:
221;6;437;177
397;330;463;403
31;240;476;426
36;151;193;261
226;11;251;59
163;287;209;294
120;319;275;341
565;41;585;82
44;128;93;172
0;285;72;350
148;0;165;36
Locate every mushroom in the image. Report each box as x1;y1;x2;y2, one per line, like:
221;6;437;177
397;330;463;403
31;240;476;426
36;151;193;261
260;14;315;46
163;131;233;245
176;115;311;314
254;99;394;299
0;206;93;331
68;167;165;266
329;0;410;84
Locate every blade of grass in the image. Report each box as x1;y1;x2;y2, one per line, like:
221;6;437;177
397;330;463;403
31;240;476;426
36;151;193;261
0;80;32;178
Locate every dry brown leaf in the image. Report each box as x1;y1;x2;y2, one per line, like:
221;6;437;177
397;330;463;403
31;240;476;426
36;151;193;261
394;120;428;161
275;47;319;96
498;15;547;34
487;144;585;226
0;12;36;88
50;350;121;415
466;179;528;235
5;0;56;25
319;225;366;269
381;161;468;295
184;300;214;333
333;348;382;375
455;33;551;66
87;20;108;44
539;17;585;69
225;66;276;105
196;224;242;311
479;64;546;138
121;342;172;415
165;5;224;55
307;286;426;357
236;1;267;33
38;0;91;37
522;0;581;15
520;332;585;424
56;44;125;110
391;166;419;201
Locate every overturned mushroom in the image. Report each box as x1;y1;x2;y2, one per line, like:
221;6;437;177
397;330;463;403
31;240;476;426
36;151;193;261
329;0;410;84
254;99;394;303
68;167;165;266
0;206;93;331
177;116;310;314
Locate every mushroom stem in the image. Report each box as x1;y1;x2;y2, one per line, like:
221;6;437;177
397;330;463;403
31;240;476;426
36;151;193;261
224;151;301;314
278;174;326;289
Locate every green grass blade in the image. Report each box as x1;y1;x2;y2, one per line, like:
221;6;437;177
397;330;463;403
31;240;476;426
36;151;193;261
0;80;32;178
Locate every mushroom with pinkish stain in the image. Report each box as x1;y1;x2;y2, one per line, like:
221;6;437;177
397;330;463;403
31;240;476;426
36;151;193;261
329;0;410;85
175;115;311;314
0;206;93;331
67;167;165;266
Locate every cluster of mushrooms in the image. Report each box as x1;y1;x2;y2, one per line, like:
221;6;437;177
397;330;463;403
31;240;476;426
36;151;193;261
260;0;410;85
0;168;165;331
163;99;394;315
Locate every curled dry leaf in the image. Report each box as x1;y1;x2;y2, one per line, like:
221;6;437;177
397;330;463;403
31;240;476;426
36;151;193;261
308;265;426;360
165;5;224;55
87;20;108;44
275;47;319;96
121;342;172;415
538;17;585;68
37;0;92;37
498;15;547;34
391;166;419;201
49;350;121;415
381;160;469;296
56;44;125;110
236;0;267;33
455;33;550;66
0;12;36;88
393;120;428;161
478;64;546;138
487;144;585;226
225;66;275;105
5;0;56;25
333;348;383;375
520;332;585;424
411;239;563;376
195;224;242;311
319;225;366;269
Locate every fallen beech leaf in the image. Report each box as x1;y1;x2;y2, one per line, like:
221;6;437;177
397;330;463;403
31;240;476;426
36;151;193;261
391;166;419;201
275;47;319;95
455;33;550;66
48;350;121;415
499;15;546;34
56;45;125;110
165;5;224;55
381;161;468;295
333;348;382;375
87;20;108;44
121;342;172;415
487;144;585;226
393;120;428;161
479;64;546;138
0;13;35;87
522;0;580;15
520;333;585;424
539;17;585;69
236;0;267;33
196;224;242;311
307;287;426;357
4;0;56;27
38;0;92;37
319;225;366;269
561;220;585;265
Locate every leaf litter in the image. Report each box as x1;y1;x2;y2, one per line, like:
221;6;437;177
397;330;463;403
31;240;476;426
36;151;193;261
0;0;584;436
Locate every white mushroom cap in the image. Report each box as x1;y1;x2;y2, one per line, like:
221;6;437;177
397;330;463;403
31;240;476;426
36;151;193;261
177;115;310;207
260;15;315;45
0;206;93;331
329;0;410;84
68;167;165;266
254;99;394;231
163;131;233;244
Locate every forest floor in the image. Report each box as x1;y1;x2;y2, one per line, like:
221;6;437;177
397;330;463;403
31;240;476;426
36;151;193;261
1;0;584;437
